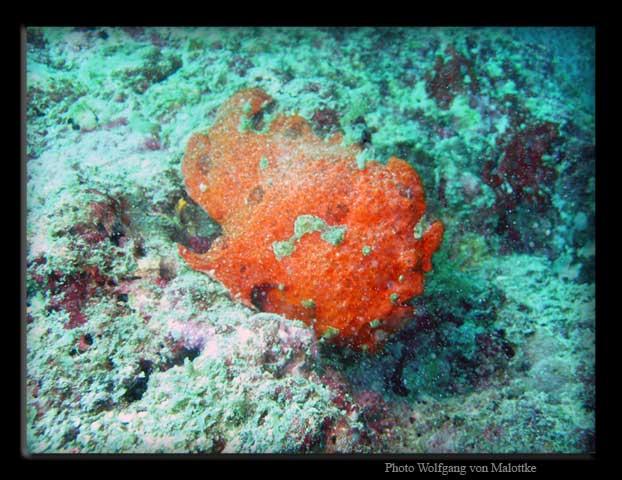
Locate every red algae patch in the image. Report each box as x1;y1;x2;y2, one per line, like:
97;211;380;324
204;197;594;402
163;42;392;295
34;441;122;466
179;88;443;351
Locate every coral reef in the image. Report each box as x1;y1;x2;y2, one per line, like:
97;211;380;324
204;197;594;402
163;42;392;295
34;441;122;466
178;88;444;351
81;311;346;453
425;45;479;110
482;116;560;248
25;27;595;454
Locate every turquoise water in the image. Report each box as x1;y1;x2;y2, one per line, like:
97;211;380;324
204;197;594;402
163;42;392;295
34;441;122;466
25;27;594;453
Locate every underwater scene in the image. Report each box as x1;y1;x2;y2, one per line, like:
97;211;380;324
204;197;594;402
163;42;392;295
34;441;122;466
25;27;595;454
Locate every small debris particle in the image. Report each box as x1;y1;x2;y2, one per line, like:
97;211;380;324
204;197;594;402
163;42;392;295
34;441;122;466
301;299;316;309
294;214;327;239
322;326;340;339
272;239;295;260
259;155;269;170
369;319;382;329
321;225;347;246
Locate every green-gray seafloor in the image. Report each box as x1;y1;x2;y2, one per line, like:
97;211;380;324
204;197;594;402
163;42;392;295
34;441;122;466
26;27;594;453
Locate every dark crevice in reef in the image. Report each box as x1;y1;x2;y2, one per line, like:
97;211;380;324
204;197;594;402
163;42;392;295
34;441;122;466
122;359;154;403
250;99;276;132
250;283;279;310
388;350;411;397
161;338;203;372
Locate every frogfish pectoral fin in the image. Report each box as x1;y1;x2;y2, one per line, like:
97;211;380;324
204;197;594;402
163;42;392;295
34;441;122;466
178;243;216;273
420;220;444;272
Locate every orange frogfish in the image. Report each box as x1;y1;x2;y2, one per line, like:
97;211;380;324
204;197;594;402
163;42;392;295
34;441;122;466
178;88;444;352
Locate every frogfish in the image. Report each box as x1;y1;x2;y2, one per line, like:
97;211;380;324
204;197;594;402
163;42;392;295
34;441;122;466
178;88;443;352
